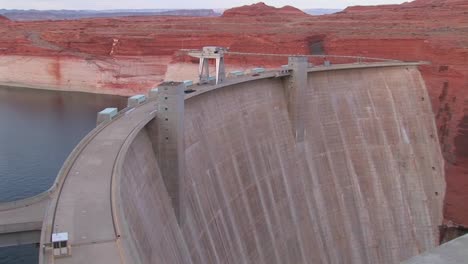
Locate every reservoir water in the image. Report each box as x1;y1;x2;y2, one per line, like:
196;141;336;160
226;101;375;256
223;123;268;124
0;86;126;263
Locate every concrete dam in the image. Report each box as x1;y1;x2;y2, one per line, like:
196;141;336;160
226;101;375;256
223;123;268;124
0;57;450;263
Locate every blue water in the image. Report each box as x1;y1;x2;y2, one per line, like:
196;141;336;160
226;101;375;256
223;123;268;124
0;86;126;263
0;245;38;264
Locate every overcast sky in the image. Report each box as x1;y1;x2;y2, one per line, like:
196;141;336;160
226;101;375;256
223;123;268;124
0;0;412;10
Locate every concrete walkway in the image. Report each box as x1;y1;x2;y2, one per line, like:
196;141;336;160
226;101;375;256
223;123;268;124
0;197;49;247
42;101;157;264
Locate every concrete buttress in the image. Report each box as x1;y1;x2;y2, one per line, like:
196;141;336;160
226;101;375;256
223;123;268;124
286;56;308;143
154;82;185;222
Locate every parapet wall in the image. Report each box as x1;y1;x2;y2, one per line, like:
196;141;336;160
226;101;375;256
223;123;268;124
118;65;445;263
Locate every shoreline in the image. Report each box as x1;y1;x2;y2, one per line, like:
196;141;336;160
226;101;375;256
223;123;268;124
0;54;168;97
0;81;131;97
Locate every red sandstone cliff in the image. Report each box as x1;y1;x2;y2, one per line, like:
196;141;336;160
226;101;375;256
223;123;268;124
0;15;9;22
408;0;468;6
222;2;308;17
0;2;467;231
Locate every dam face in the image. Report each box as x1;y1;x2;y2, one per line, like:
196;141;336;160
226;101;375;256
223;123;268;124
118;65;445;263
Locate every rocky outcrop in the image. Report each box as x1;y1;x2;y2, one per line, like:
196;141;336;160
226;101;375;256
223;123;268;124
407;0;468;6
222;2;308;17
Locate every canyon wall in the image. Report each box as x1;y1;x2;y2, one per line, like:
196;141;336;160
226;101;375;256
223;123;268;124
0;55;169;95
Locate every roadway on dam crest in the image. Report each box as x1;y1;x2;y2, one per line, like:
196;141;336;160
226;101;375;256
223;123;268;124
42;100;158;263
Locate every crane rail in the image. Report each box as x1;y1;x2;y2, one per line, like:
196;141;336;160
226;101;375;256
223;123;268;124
179;49;401;63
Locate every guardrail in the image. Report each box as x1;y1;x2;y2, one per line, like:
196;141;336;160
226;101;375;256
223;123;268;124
224;51;401;63
0;188;52;212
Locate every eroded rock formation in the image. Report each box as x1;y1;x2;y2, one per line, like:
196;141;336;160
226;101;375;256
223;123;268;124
221;2;308;17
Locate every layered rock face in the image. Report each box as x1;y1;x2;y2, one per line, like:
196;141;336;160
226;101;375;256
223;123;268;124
221;2;308;17
0;1;466;228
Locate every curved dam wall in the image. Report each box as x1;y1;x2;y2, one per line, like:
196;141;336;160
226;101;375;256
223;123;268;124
120;127;188;263
119;65;445;263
